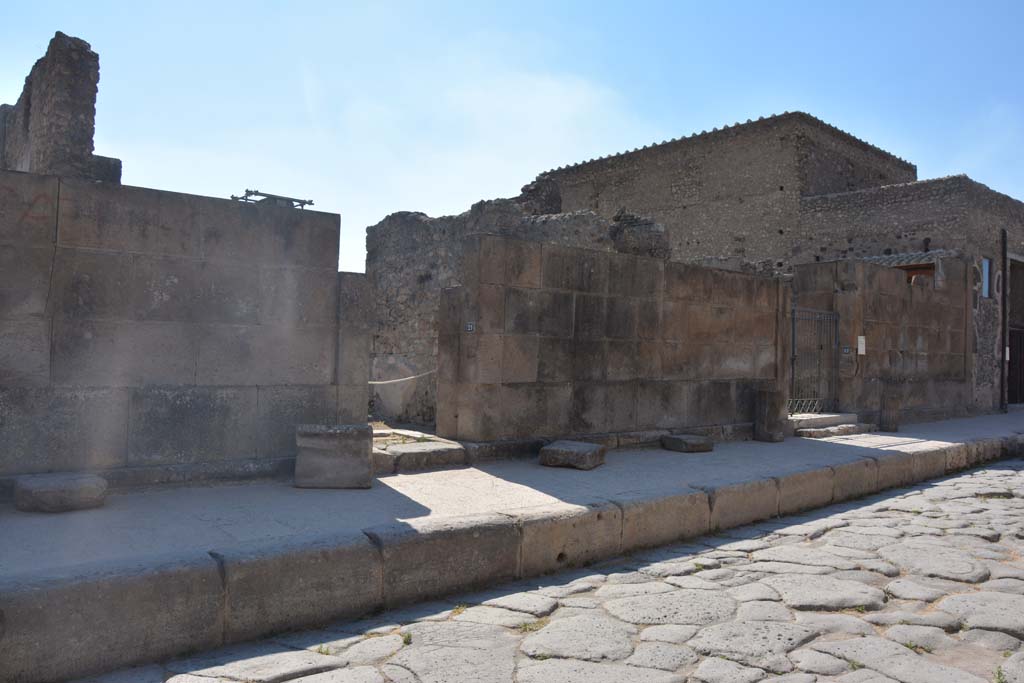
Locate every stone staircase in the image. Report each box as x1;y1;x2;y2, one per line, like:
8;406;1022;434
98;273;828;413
790;413;877;439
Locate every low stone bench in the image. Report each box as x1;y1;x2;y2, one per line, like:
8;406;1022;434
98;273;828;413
294;424;373;489
14;473;108;513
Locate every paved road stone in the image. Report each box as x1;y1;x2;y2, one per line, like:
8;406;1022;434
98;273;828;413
519;613;636;661
688;621;814;669
691;656;765;682
517;658;684;683
937;591;1024;637
604;589;737;625
878;540;991;582
89;458;1024;683
762;574;886;610
624;642;700;670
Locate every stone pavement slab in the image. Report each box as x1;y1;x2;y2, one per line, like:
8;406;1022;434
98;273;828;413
5;410;1024;682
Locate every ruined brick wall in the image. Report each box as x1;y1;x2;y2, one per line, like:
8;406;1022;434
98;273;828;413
365;200;621;425
521;112;916;270
0;32;121;183
793;259;976;423
436;234;782;441
0;169;368;485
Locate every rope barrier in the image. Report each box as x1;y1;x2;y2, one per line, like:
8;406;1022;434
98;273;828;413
367;369;437;385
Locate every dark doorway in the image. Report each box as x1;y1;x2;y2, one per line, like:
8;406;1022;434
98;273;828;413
1011;329;1024;405
790;308;839;414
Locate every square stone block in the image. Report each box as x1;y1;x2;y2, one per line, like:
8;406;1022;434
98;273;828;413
294;424;372;489
212;531;382;642
709;478;779;531
539;440;606;470
777;467;834;515
127;386;257;467
0;319;50;387
517;502;622;577
502;334;539;383
832;458;879;502
365;513;519;607
615;489;710;553
0;170;57;246
0;243;54;319
504;239;542;288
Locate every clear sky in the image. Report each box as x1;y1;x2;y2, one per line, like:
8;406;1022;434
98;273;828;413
3;1;1022;272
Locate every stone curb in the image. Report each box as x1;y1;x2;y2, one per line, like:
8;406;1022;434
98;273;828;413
0;552;224;683
364;512;520;608
210;531;381;643
3;433;1023;683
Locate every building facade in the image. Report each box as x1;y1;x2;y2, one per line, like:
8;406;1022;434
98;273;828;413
369;113;1024;423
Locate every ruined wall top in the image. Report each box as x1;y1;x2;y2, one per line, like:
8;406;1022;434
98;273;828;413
0;32;121;183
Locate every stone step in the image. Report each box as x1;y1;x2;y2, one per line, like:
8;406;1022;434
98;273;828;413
796;423;878;439
789;413;859;430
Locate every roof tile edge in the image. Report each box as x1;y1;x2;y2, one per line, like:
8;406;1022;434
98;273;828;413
537;111;915;177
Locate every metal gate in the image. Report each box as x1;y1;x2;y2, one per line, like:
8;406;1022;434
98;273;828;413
789;307;839;414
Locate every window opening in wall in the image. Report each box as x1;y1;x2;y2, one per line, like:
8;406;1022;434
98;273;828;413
982;258;992;298
896;263;935;283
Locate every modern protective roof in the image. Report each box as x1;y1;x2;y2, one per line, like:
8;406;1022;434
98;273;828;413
859;249;960;267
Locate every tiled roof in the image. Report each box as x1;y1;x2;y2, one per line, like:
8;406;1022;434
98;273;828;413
538;111;914;176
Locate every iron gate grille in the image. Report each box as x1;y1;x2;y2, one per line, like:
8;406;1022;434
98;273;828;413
789;307;839;414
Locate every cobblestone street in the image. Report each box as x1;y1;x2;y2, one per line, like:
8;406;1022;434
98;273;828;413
87;457;1024;683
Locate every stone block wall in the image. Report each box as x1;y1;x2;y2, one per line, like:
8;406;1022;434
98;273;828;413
365;200;619;425
436;234;783;441
793;259;975;423
0;32;121;183
0;169;368;484
798;175;1024;410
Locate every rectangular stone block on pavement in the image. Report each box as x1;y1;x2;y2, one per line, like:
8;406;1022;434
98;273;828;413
661;433;714;453
539;440;607;470
294;424;373;489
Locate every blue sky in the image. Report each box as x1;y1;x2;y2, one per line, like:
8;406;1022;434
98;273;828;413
3;1;1022;272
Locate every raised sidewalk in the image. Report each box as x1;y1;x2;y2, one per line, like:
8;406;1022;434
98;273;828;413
2;411;1023;682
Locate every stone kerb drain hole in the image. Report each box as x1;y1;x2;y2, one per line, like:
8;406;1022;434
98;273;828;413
556;552;567;564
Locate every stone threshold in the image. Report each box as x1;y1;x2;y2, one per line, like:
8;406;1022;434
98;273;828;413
2;420;1023;682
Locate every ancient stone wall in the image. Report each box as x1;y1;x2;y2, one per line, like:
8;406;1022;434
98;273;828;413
0;169;368;485
0;32;121;183
793;259;977;423
365;200;621;424
521;112;916;270
798;176;1024;411
795;119;915;196
436;234;783;441
368;117;1022;427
